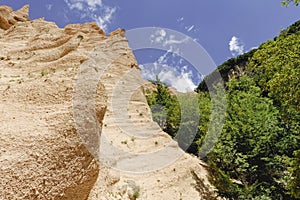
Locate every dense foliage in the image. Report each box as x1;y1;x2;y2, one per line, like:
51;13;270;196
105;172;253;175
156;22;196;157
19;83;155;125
146;78;201;153
146;19;300;199
146;77;180;138
281;0;300;6
202;20;300;199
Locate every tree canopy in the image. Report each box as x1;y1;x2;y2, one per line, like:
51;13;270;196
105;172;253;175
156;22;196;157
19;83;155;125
281;0;300;6
146;19;300;199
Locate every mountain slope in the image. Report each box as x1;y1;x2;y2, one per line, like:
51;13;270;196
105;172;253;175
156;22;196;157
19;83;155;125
196;20;300;199
0;5;216;199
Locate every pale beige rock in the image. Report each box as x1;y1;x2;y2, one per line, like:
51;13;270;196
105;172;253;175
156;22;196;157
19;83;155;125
0;5;107;200
86;45;217;199
0;5;29;30
0;5;217;200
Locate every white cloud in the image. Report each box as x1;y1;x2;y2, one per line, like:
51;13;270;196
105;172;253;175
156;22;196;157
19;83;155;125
157;50;169;64
64;0;116;32
177;17;184;22
94;7;116;32
177;17;199;34
186;25;194;32
46;4;53;11
150;29;188;47
147;29;200;92
86;0;102;8
158;68;197;92
65;0;102;10
141;63;196;93
72;2;84;10
229;36;244;57
140;47;197;93
164;35;189;46
150;29;167;44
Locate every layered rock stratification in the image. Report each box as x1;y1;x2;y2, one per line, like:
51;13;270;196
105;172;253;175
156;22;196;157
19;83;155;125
0;5;108;199
0;5;215;200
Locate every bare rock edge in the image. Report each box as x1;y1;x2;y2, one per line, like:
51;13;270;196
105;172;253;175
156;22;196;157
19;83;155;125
0;5;216;200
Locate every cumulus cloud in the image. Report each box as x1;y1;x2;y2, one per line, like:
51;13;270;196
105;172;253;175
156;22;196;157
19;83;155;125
158;68;197;92
64;0;116;32
146;29;201;92
140;47;198;92
141;63;197;93
229;36;244;57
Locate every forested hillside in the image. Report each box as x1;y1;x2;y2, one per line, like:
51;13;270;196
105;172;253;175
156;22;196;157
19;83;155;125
146;20;300;199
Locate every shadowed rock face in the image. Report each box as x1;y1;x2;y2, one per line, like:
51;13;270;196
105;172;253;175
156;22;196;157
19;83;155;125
0;5;216;200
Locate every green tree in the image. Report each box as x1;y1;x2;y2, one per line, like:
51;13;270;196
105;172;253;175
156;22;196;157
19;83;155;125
146;78;204;155
207;76;287;199
198;83;226;158
175;93;200;153
287;150;300;198
196;19;300;199
146;77;180;137
247;28;300;198
281;0;300;6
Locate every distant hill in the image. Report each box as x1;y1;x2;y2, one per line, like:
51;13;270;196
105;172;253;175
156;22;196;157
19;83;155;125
196;19;300;94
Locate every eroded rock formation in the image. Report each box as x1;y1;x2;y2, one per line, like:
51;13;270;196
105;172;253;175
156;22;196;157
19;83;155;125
0;5;216;200
0;5;108;199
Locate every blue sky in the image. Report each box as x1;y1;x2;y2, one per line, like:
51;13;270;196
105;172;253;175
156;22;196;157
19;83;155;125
2;0;300;91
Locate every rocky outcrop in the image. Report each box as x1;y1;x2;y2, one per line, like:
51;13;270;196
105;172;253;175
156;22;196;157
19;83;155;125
227;64;247;81
0;5;215;199
0;5;29;30
0;5;107;199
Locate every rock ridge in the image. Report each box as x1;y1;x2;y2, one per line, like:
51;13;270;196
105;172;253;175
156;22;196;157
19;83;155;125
0;5;216;200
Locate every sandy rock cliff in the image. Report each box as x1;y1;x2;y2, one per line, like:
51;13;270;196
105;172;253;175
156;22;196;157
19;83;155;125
0;5;215;200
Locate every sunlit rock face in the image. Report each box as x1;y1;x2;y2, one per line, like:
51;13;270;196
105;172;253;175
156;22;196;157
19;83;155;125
0;5;215;200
